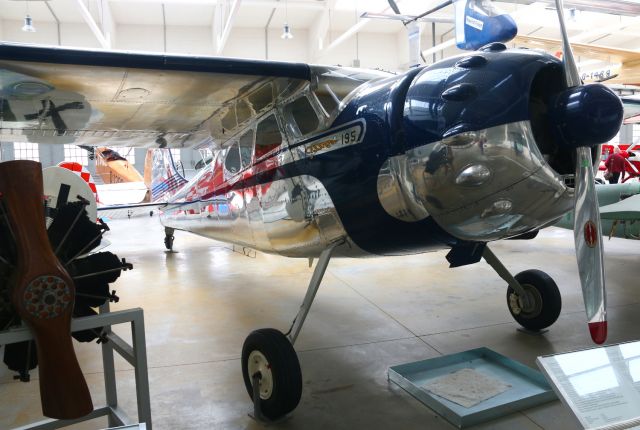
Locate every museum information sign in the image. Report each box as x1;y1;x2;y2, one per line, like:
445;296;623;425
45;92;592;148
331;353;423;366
537;341;640;429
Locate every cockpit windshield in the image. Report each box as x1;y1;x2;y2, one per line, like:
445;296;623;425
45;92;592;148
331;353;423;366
310;66;391;117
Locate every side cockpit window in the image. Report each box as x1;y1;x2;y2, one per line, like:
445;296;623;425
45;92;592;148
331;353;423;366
224;142;241;177
284;96;320;136
314;85;339;117
255;114;282;160
239;129;254;168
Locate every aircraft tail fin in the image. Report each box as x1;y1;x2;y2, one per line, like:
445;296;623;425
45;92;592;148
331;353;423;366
453;0;517;51
57;161;100;203
145;149;188;202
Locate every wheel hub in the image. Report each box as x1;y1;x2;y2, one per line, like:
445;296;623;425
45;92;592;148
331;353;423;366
509;284;543;318
248;350;273;400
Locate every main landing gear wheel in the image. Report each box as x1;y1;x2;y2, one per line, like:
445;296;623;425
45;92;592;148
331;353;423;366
507;269;562;331
164;235;174;251
164;227;175;251
241;328;302;421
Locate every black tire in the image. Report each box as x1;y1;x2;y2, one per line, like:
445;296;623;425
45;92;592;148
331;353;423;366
164;235;174;251
241;328;302;420
506;269;561;331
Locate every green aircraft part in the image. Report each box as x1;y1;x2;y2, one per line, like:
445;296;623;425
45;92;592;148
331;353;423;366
555;182;640;239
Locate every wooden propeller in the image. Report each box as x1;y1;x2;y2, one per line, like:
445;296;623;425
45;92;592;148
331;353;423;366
0;160;93;419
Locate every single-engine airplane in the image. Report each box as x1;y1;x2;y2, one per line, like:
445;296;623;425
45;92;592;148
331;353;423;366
0;0;624;421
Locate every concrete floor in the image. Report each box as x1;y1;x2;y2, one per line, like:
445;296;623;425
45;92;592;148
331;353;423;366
1;217;640;429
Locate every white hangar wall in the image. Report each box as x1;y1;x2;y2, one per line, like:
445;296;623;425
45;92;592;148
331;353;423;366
0;19;410;70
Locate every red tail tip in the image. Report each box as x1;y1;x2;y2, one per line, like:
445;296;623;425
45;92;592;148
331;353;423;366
588;321;607;344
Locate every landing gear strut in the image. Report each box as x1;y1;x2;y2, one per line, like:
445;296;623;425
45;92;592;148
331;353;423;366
240;241;342;421
482;247;561;331
164;227;174;251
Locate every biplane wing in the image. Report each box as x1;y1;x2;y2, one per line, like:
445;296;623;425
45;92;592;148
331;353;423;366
513;34;640;85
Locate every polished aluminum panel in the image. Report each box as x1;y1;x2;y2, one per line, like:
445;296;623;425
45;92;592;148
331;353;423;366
377;156;430;222
162;173;361;258
258;174;351;257
378;121;574;241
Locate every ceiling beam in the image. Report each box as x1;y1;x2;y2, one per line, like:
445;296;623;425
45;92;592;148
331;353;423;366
107;0;324;9
99;0;116;49
421;38;455;58
45;1;61;45
75;0;110;49
316;1;398;59
308;0;335;60
244;0;325;9
320;17;370;57
213;0;242;55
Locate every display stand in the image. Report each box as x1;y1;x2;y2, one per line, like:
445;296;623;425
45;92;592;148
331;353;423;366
388;348;555;428
537;341;640;430
1;304;152;430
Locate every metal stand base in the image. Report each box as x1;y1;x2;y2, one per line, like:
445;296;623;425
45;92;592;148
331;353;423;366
1;304;151;430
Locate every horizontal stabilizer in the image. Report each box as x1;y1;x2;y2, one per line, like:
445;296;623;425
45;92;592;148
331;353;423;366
96;181;148;206
98;202;166;219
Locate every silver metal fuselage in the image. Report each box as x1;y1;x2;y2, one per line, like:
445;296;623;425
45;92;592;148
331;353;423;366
160;51;577;258
161;100;574;258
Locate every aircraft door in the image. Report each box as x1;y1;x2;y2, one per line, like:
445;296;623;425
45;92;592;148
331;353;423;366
253;112;302;253
218;140;253;246
240;128;270;250
261;95;342;256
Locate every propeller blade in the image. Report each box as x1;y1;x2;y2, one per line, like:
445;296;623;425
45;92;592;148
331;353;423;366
555;0;608;344
555;0;580;87
574;147;607;343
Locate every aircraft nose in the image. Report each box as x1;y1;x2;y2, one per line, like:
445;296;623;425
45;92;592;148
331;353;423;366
548;83;623;149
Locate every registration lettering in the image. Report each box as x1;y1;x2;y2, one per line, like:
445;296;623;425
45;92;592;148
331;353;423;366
303;122;364;156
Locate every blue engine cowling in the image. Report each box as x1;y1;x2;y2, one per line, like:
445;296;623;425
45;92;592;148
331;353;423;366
375;45;604;242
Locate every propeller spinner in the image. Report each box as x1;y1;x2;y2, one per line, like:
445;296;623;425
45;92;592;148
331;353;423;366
552;0;623;344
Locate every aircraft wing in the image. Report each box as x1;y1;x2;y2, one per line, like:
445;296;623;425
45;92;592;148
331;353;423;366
621;96;640;123
513;35;640;64
599;194;640;221
0;42;312;149
514;35;640;86
502;0;640;16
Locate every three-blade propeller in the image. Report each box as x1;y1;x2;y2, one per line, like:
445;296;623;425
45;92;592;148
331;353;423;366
553;0;622;344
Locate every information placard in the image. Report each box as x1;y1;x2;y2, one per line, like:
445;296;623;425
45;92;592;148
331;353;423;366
537;341;640;429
